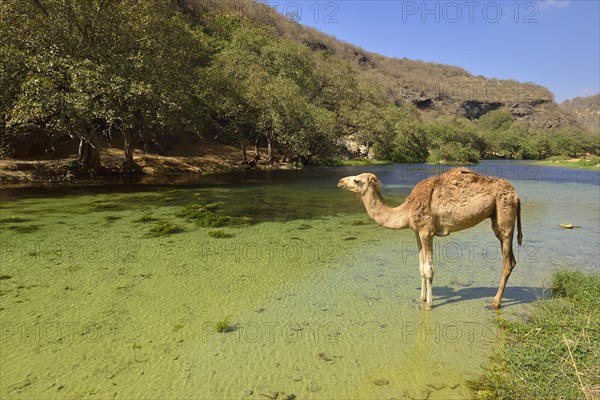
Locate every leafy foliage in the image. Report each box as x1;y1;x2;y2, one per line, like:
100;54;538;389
425;118;485;163
1;0;210;169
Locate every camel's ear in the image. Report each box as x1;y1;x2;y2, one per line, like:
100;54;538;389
367;174;380;186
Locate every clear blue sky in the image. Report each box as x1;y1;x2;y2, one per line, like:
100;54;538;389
265;0;600;102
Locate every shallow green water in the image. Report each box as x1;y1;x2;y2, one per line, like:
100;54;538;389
1;163;598;399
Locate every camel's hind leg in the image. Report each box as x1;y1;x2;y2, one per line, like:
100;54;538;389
491;214;517;310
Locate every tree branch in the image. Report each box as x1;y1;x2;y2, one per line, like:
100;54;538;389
32;0;49;16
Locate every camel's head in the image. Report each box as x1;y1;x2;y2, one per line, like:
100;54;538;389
337;173;381;195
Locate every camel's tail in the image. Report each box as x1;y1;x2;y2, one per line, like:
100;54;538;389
517;199;523;246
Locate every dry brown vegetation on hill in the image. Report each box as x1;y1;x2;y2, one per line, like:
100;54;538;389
214;0;580;131
561;94;600;133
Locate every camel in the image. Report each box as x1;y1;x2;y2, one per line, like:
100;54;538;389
338;167;522;310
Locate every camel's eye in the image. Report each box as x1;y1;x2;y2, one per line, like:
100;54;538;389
354;178;361;184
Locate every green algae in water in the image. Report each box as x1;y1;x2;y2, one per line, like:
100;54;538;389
7;225;40;234
104;215;122;223
146;221;184;237
65;265;82;273
207;229;234;239
133;214;158;223
91;200;122;210
0;216;28;223
157;190;197;205
176;204;251;228
147;221;183;237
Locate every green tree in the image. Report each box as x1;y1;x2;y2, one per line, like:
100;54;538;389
375;105;428;162
426;117;484;163
1;0;211;172
210;21;345;164
209;23;270;161
547;130;585;157
476;109;516;157
477;109;514;132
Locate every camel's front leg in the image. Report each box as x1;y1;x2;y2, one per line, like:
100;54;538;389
419;252;426;302
420;235;435;310
416;234;426;302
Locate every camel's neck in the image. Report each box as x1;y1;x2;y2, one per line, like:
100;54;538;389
361;186;410;230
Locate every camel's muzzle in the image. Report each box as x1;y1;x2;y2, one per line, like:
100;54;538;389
337;178;348;188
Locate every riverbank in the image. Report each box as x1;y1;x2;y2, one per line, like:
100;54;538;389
471;270;600;399
0;139;242;184
2;151;599;186
532;156;600;170
0;139;268;184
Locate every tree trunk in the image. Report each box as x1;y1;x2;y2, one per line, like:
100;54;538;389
241;142;248;162
78;127;101;172
266;134;273;163
123;127;138;171
254;136;260;159
280;152;288;164
139;113;149;153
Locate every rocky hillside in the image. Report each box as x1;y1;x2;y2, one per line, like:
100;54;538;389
209;0;582;131
560;94;600;133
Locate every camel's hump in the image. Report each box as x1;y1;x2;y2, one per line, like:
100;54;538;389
441;167;493;182
444;167;477;176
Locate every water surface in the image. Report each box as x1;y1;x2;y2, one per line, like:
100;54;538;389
1;161;598;399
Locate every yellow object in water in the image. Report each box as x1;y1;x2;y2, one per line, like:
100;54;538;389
560;223;581;229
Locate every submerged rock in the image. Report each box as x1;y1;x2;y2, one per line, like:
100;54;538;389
426;383;446;391
257;387;279;399
307;383;321;392
373;378;389;386
405;387;430;400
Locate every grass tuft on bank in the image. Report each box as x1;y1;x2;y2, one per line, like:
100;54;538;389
471;270;600;400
